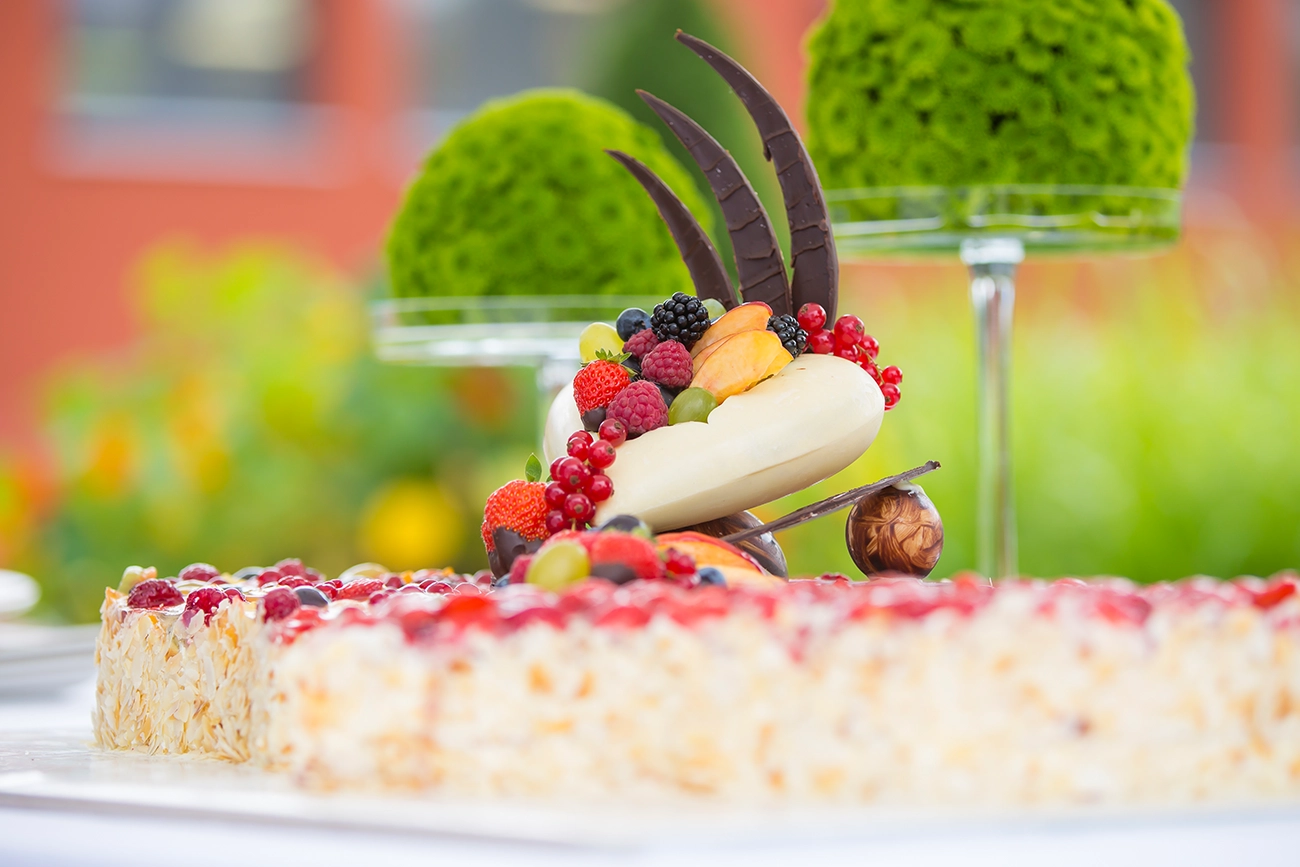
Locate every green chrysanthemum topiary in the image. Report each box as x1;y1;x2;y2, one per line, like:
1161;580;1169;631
805;0;1195;191
387;89;709;300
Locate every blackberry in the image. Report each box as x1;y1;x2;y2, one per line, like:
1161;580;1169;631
767;314;807;356
650;292;711;350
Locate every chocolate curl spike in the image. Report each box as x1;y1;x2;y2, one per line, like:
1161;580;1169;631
675;30;840;321
605;149;738;310
637;90;791;316
722;462;941;544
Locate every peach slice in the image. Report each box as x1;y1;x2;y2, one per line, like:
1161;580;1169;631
691;301;771;358
655;531;784;588
690;329;792;404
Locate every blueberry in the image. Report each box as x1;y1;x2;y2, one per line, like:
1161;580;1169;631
597;514;653;538
590;563;639;585
616;307;651;341
696;567;726;587
231;566;263;582
581;407;607;432
293;586;330;608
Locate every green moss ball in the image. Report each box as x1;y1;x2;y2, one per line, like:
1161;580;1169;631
387;89;710;300
805;0;1195;191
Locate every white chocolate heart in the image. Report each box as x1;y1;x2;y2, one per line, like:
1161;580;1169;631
543;354;884;531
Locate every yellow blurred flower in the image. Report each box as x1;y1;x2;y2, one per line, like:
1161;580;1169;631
358;480;464;571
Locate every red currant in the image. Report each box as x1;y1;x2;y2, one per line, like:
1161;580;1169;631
598;418;627;447
860;334;880;360
881;383;901;408
563;493;594;522
545;510;568;534
587;440;616;469
584;472;613;503
662;547;696;578
567;430;593;460
861;359;880;381
807;329;835;354
544;482;567;509
881;365;902;385
833;315;865;346
553;457;589;492
833;342;861;363
797;303;827;333
549;456;566;481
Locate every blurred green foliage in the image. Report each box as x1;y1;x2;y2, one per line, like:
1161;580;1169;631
805;0;1194;193
775;236;1300;582
1;244;537;622
387;89;709;302
586;0;787;270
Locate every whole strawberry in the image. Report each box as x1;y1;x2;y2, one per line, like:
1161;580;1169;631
573;352;632;415
640;340;692;388
481;480;549;553
605;381;669;437
588;532;664;583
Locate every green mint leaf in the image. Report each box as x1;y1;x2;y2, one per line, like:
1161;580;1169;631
525;454;542;483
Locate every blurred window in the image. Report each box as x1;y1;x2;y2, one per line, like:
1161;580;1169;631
56;0;330;182
397;0;629;151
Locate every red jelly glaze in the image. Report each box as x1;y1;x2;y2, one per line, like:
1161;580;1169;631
127;579;184;610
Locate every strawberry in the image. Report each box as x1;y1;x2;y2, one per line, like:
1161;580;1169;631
481;480;548;553
573;354;632;415
587;532;664;582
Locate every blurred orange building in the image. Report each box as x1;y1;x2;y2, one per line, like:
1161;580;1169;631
1;0;1296;446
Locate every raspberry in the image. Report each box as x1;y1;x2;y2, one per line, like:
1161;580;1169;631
605;381;669;437
178;563;221;583
662;548;696;578
261;587;300;622
481;480;549;552
640;340;693;388
622;328;660;359
182;586;229;626
127;579;183;609
573;358;632;414
275;558;306;577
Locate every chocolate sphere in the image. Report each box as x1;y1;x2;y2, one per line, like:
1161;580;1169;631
845;483;943;578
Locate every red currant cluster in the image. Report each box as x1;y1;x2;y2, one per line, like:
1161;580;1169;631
544;419;626;533
797;303;903;410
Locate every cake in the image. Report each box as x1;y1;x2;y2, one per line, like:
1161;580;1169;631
92;31;1300;809
96;562;1300;804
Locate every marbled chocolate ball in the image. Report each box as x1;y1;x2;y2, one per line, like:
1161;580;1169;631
846;483;943;578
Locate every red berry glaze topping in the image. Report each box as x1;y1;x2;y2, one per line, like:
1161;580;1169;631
261;587;301;622
182;586;230;626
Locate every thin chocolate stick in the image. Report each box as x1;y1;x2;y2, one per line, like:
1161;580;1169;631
722;461;941;544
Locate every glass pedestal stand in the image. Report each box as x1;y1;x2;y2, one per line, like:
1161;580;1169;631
370;295;664;444
826;185;1182;579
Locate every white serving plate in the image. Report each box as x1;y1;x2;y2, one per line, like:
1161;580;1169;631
1;729;1299;857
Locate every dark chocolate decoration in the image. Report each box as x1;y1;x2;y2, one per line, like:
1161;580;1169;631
488;527;544;579
677;511;787;577
636;91;791;315
675;31;840;321
590;562;640;585
721;462;941;544
605;150;737;311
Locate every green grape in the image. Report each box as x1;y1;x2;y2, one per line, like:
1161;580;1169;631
579;322;624;363
669;388;718;425
526;541;590;592
702;298;726;321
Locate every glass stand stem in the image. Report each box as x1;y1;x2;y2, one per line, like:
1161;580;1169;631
961;238;1024;581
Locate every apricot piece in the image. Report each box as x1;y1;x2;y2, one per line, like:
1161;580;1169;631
691;301;772;358
689;330;792;404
